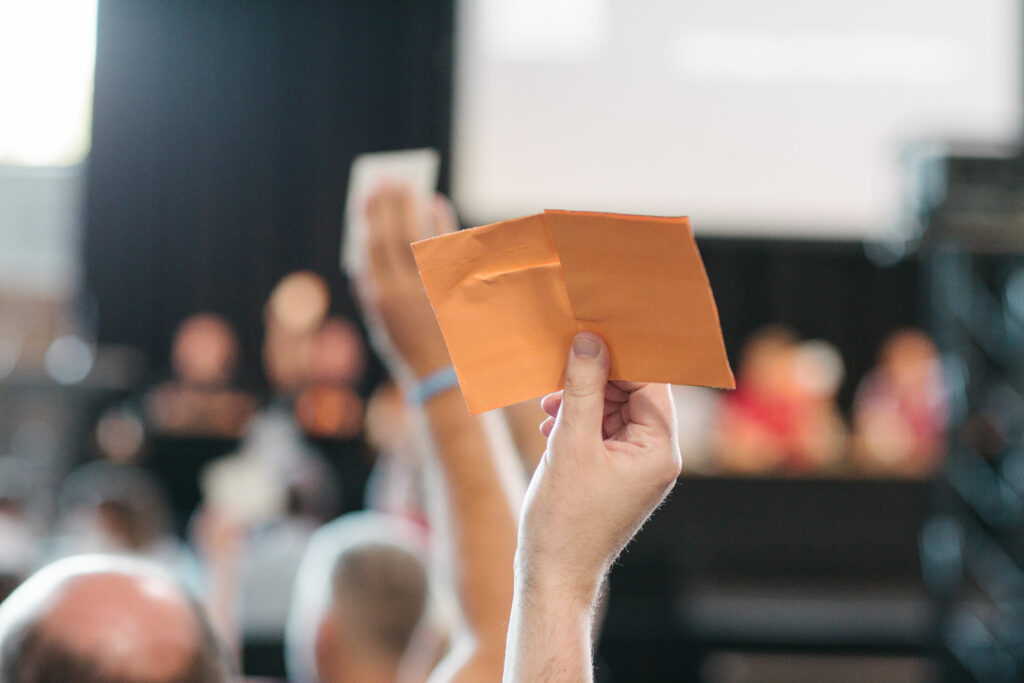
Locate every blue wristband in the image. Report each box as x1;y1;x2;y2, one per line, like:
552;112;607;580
409;366;460;405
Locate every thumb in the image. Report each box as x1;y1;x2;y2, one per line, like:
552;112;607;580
556;332;610;439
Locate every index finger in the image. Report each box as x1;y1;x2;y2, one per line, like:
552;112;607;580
623;383;675;430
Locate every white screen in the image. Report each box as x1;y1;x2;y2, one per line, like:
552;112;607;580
453;0;1021;239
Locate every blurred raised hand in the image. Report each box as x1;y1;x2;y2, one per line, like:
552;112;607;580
352;183;522;683
354;185;456;380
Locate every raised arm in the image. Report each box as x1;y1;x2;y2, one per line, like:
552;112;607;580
504;333;682;682
354;186;522;681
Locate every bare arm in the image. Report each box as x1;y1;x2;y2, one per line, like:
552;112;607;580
503;333;682;682
356;187;522;681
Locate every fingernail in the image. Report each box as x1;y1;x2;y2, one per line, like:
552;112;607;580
572;334;600;358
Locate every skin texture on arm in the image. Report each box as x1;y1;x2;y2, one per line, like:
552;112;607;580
355;187;523;682
503;333;682;682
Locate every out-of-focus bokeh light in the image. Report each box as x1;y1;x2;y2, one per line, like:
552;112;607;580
44;334;94;385
0;0;98;166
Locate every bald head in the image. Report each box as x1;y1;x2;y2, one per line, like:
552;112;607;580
0;556;229;683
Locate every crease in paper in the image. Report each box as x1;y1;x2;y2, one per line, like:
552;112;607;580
413;210;734;414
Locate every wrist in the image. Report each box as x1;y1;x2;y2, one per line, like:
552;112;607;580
406;365;460;406
406;350;452;380
513;548;605;610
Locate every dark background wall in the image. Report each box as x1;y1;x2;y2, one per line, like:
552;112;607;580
83;0;920;406
84;0;454;389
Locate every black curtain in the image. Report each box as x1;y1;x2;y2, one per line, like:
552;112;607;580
84;0;919;403
85;0;452;386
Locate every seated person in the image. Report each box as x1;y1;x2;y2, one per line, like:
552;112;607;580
715;328;846;474
0;555;231;682
286;512;435;683
852;328;947;476
47;461;201;593
294;316;366;440
145;312;254;438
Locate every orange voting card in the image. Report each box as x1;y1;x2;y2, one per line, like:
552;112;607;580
412;210;734;414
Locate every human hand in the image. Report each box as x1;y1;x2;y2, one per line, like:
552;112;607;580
354;185;456;379
517;332;681;600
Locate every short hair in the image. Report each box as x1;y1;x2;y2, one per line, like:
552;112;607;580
330;541;428;656
1;595;227;683
285;512;429;683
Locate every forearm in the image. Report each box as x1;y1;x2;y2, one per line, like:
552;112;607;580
421;387;522;665
504;568;599;683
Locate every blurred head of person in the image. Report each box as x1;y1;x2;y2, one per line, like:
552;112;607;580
0;555;230;682
853;328;947;475
56;462;172;556
736;326;799;400
171;313;239;388
94;404;147;465
308;316;367;388
264;271;331;394
878;328;942;396
791;340;845;405
294;316;367;438
286;512;432;683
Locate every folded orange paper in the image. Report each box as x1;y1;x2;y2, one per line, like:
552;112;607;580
412;210;734;414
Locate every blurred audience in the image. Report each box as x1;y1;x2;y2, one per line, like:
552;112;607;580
144;313;255;438
852;328;948;476
0;555;231;682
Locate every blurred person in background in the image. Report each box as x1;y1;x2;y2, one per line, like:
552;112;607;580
189;273;350;662
294;316;366;440
715;328;847;474
350;185;524;681
195;446;342;659
787;339;848;472
714;326;799;473
852;328;948;476
263;271;331;397
0;555;231;682
363;381;429;528
45;461;201;592
233;271;343;506
144;312;255;438
0;458;40;604
286;512;436;683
